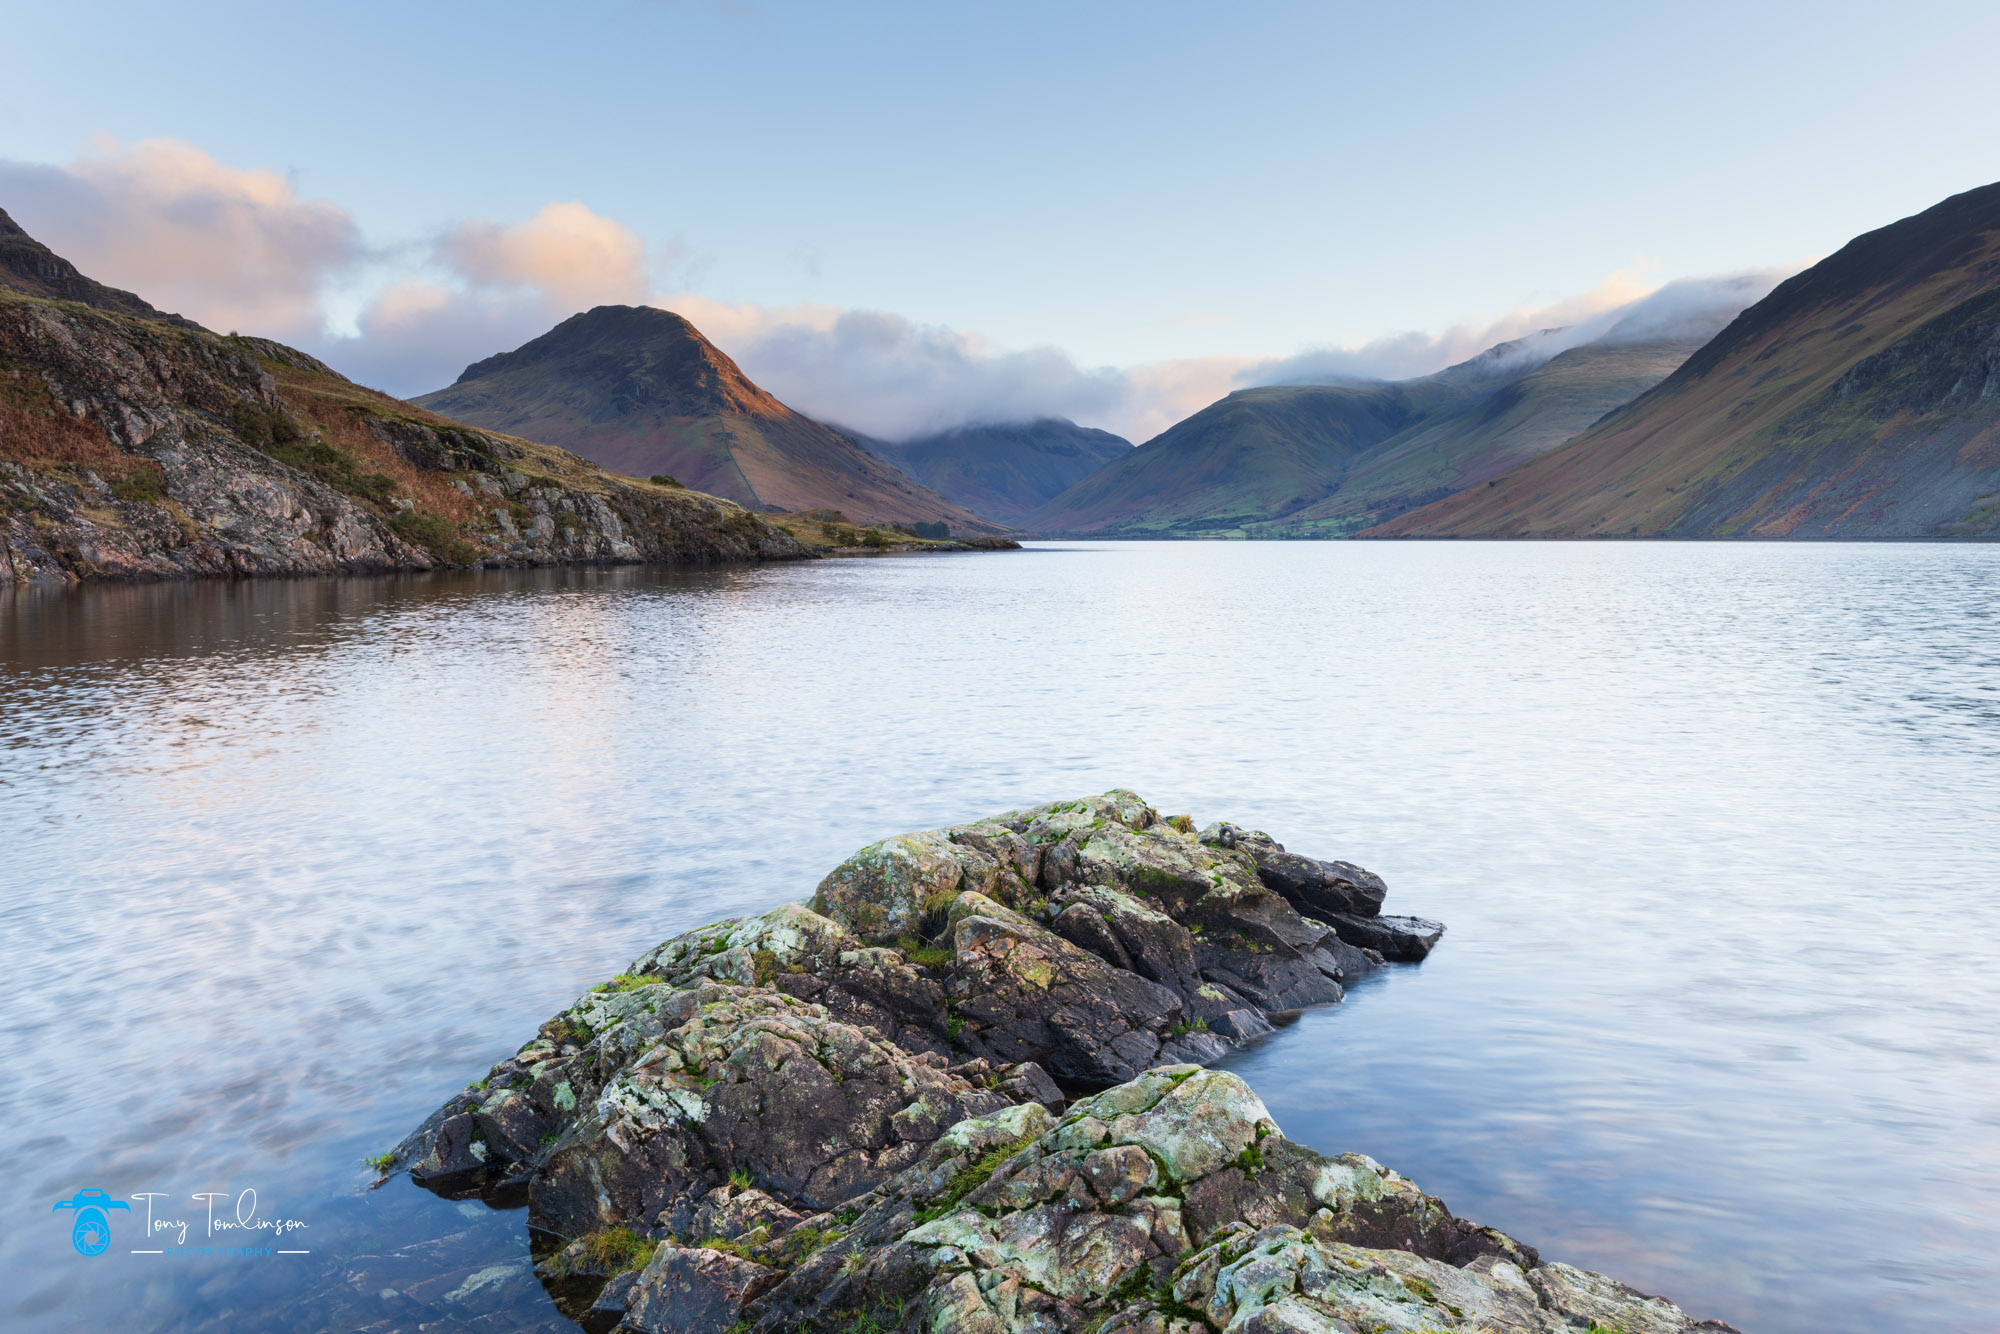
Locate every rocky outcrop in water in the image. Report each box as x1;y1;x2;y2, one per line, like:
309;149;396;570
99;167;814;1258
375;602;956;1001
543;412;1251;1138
392;791;1734;1333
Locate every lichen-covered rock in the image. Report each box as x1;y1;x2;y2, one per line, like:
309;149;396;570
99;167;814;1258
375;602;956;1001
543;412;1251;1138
621;1244;781;1334
628;903;951;1056
733;1066;1733;1334
811;823;1049;948
813;831;971;945
944;896;1225;1085
530;982;1010;1237
1162;1223;1736;1334
392;792;1499;1334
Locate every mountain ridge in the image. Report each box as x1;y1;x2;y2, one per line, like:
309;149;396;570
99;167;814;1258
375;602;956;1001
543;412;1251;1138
1369;180;2000;538
867;418;1131;523
1023;332;1705;537
417;306;1006;533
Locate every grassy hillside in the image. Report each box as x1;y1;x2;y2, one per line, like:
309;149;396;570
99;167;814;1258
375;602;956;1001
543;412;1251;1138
416;306;1006;533
1256;340;1701;536
1371;181;2000;538
1022;381;1456;536
1022;331;1698;538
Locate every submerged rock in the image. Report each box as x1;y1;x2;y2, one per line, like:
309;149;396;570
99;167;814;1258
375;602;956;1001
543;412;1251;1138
392;791;1733;1332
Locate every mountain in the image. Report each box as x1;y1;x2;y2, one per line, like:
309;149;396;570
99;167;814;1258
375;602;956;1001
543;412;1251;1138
868;418;1131;523
1371;182;2000;538
0;215;808;582
415;306;1004;533
1021;380;1452;536
0;205;202;330
1263;339;1703;536
1022;330;1702;537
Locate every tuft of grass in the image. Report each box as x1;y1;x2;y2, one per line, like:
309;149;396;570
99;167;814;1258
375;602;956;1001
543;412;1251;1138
108;461;165;504
363;1152;397;1174
592;972;655;995
913;1133;1038;1225
1166;1018;1209;1038
545;1015;592;1047
775;1222;839;1263
1235;1142;1266;1176
894;936;954;970
648;474;684;488
728;1168;754;1193
545;1226;658;1276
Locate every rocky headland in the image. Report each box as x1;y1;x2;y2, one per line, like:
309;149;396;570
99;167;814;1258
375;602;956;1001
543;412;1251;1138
390;790;1734;1334
0;282;812;582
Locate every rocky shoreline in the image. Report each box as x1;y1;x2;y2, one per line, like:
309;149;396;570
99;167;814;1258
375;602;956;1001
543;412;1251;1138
390;790;1734;1333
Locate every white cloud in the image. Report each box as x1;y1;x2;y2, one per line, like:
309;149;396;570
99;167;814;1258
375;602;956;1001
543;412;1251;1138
658;295;1136;441
1248;265;1797;390
662;263;1797;444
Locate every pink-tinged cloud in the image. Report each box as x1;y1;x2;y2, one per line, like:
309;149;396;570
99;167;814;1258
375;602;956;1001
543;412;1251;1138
0;135;360;340
438;202;652;311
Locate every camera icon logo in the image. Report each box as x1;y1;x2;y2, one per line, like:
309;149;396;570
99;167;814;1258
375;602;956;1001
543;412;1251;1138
53;1189;130;1256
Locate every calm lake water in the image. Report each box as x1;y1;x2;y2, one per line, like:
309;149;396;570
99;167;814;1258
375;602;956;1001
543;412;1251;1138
2;542;1997;1333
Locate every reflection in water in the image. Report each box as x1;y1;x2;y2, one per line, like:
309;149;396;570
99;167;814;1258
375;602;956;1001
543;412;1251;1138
2;543;1997;1332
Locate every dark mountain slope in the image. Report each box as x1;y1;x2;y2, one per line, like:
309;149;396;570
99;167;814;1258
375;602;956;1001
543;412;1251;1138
416;306;1003;532
870;418;1130;523
1021;380;1469;536
1372;181;2000;538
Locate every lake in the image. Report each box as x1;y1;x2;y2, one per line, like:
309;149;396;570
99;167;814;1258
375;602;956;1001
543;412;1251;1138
2;541;1996;1332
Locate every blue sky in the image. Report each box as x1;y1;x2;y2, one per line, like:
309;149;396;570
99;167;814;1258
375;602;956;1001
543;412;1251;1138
2;0;1996;439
